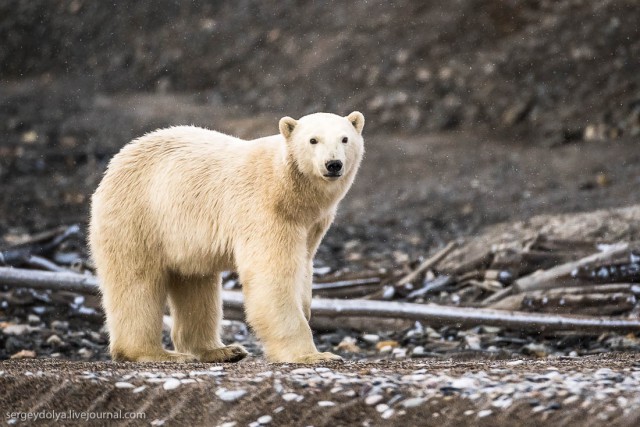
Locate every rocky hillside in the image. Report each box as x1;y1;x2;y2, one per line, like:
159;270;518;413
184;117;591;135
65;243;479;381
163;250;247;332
1;0;638;139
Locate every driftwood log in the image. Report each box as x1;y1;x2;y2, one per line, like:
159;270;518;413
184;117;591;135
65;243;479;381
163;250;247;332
2;267;640;333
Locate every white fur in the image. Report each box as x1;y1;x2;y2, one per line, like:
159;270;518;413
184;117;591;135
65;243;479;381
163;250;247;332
89;111;365;363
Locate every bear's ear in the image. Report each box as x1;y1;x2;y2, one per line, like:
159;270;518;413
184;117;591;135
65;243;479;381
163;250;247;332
346;111;365;135
279;116;297;139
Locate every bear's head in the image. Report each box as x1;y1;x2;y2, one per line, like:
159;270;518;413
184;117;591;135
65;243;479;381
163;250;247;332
279;112;365;183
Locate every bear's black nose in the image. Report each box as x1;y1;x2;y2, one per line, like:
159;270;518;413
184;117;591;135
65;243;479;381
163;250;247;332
325;160;343;174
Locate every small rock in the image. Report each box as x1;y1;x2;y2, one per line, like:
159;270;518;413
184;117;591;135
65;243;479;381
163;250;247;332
376;404;389;413
273;407;284;414
257;415;272;424
163;379;181;391
365;395;384;406
291;368;316;375
477;409;492;418
523;343;549;358
337;336;360;353
115;382;135;389
318;401;336;407
150;420;165;426
133;386;147;393
219;423;237;427
411;346;425;356
450;377;477;389
10;349;36;359
282;393;300;402
216;389;247;402
401;397;425;408
27;314;41;324
464;334;482;350
563;395;579;405
378;345;393;354
376;340;398;351
362;334;380;344
3;324;32;335
46;334;63;346
392;348;407;359
51;320;69;330
78;348;93;359
21;130;38;143
381;409;395;419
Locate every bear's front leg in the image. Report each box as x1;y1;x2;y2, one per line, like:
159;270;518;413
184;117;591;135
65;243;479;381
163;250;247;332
238;243;341;364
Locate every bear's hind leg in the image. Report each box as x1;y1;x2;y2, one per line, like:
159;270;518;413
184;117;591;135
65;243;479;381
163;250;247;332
167;272;248;363
101;269;195;362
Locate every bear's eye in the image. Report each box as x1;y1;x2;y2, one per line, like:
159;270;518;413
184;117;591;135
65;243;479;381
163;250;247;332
310;138;318;145
342;137;348;144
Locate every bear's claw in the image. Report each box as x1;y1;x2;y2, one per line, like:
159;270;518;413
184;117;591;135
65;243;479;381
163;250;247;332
291;352;343;364
197;344;249;363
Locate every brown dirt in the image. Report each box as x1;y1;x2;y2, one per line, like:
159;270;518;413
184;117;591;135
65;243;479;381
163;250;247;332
2;354;640;427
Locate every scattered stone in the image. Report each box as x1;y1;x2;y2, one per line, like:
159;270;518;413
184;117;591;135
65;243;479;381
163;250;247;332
77;348;93;359
392;348;407;359
411;346;425;356
376;341;398;351
291;368;316;375
115;382;135;389
337;336;360;353
365;395;384;406
46;334;63;346
477;409;492;418
133;385;147;393
219;422;237;427
375;403;389;413
318;401;336;407
216;389;247;402
257;415;272;424
50;320;69;330
381;409;395;419
10;349;36;359
378;345;393;354
282;393;300;402
162;378;181;391
27;314;41;324
362;334;380;344
3;324;32;335
401;397;425;408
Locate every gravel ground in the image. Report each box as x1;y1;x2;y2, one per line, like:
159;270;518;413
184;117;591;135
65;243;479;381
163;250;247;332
2;355;640;426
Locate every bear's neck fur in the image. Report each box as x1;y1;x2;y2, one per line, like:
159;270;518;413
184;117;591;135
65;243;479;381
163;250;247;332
271;151;354;224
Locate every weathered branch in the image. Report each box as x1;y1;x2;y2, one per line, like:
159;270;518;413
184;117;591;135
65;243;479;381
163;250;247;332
2;267;640;333
396;241;457;286
0;225;80;266
512;243;629;293
490;284;639;312
484;243;631;305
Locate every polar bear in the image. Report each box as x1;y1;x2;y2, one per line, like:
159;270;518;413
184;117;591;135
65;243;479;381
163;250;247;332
89;111;365;364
